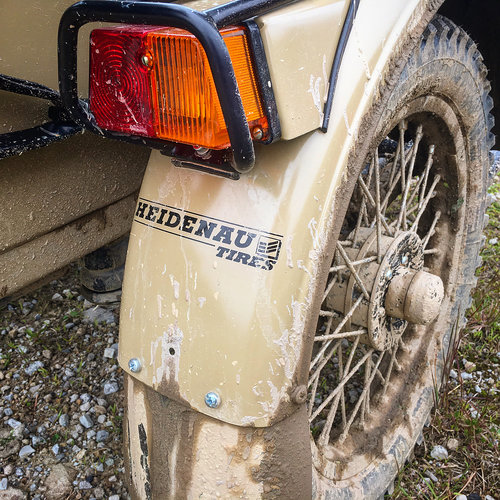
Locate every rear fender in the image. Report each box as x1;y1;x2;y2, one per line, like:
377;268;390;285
118;0;443;427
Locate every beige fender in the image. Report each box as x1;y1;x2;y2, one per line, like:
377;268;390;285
118;0;443;428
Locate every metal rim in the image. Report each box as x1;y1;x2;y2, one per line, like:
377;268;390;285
308;97;467;481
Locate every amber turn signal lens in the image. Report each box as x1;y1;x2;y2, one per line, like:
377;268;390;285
90;25;268;149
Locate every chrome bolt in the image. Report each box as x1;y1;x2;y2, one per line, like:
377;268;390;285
141;54;152;67
204;392;221;409
385;269;393;279
194;146;212;160
252;127;263;141
401;255;409;265
128;358;142;373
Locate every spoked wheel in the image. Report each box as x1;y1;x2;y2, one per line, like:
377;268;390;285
310;16;493;499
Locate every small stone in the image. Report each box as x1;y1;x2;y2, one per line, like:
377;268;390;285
467;495;482;500
105;458;114;467
447;438;459;451
97;415;106;424
4;407;13;416
103;382;119;395
464;360;476;372
96;430;109;443
485;496;495;500
425;471;438;482
488;237;498;245
80;402;91;412
430;445;448;460
19;445;35;458
79;414;93;429
94;488;104;499
78;481;92;490
52;444;60;456
103;348;116;359
460;372;473;380
80;394;91;403
42;350;52;359
52;293;63;302
449;369;458;379
86;430;96;440
456;496;467;500
7;418;22;429
25;361;44;376
83;307;115;325
108;476;117;483
59;414;69;427
0;478;7;490
109;496;120;500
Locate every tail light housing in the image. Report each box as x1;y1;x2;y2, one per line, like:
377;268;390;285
89;25;269;150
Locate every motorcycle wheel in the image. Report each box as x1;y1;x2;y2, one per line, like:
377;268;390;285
310;16;494;499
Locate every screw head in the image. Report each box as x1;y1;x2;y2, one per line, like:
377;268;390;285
252;127;263;141
128;358;142;373
204;392;221;409
401;255;409;265
141;54;152;68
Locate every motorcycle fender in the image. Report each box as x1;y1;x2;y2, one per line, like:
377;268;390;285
118;0;440;427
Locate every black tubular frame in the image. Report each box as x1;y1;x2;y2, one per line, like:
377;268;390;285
58;0;295;174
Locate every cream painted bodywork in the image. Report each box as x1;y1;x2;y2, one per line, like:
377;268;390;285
0;1;149;299
120;0;432;427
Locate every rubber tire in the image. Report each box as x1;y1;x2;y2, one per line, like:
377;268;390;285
311;15;494;499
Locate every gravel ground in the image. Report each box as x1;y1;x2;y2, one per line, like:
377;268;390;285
0;267;127;499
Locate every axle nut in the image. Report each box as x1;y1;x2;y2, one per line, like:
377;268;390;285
386;269;444;325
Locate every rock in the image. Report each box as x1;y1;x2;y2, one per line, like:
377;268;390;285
425;471;438;482
96;430;109;443
45;464;74;500
97;415;106;424
103;382;119;395
447;438;459;451
51;293;63;302
449;369;458;379
18;445;35;458
78;481;92;490
83;307;115;325
25;361;44;376
79;414;93;429
59;414;69;427
103;347;116;359
430;445;448;460
0;487;24;500
80;402;91;412
464;360;476;373
94;487;104;499
461;372;473;380
0;478;7;490
456;496;467;500
7;418;22;429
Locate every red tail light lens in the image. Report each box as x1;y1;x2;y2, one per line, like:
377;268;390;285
89;25;268;149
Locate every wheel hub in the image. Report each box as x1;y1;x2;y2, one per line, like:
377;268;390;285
327;228;444;351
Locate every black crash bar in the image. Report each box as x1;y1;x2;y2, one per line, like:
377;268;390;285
58;0;296;174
